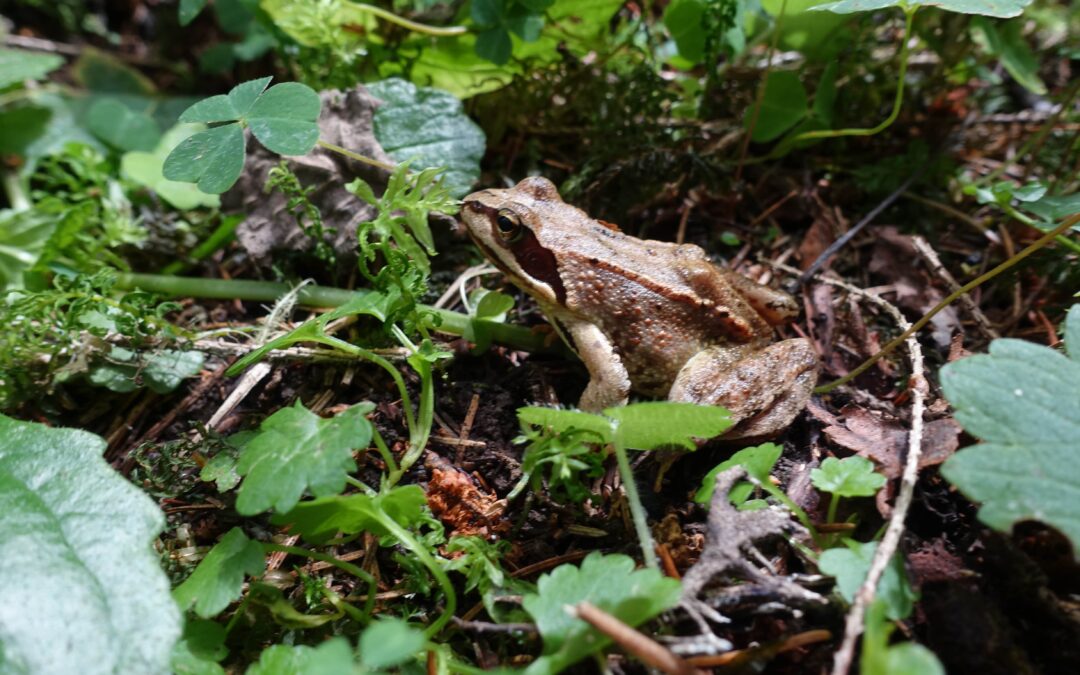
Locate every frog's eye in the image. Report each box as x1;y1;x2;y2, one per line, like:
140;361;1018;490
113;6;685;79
495;210;523;243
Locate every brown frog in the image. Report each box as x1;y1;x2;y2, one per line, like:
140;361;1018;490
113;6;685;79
461;177;818;438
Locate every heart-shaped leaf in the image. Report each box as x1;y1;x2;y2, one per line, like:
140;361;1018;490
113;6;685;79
163;122;245;194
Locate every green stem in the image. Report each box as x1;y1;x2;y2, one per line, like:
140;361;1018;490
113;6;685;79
817;212;1080;394
262;543;376;585
371;428;400;476
342;1;467;37
113;273;559;354
827;493;839;525
612;441;658;569
160;214;241;276
374;513;457;637
763;483;817;539
788;8;917;144
1;168;29;211
317;140;397;172
1001;203;1080;255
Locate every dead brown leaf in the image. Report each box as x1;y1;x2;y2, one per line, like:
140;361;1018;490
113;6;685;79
822;404;962;480
426;466;507;538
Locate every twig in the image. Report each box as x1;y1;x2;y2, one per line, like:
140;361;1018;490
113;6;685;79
911;236;998;341
800;170;920;283
572;602;705;675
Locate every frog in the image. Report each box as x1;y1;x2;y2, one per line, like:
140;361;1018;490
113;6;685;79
460;176;818;438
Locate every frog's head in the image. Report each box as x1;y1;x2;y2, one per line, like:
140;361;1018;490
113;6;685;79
461;176;582;306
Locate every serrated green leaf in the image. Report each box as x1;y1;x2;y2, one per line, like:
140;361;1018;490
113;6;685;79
179;0;210;26
517;407;614;444
367;78;486;198
0;48;64;88
940;327;1080;556
358;619;426;669
173;528;266;618
811;456;887;498
606;401;732;450
121;124;221;210
0;415;180;674
747;70;809;143
162;123;245;194
86;97;161;152
522;552;681;674
1067;306;1080;360
818;540;916;620
246;638;354;675
171;618;227;675
811;0;1032;19
235;402;374;515
274;485;427;545
695;443;783;504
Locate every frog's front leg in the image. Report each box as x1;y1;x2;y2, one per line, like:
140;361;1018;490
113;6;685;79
668;339;818;438
561;318;631;412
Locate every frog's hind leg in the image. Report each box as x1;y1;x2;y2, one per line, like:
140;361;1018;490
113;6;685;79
668;339;818;439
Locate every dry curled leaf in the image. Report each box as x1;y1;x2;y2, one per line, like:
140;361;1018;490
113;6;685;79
426;466;507;538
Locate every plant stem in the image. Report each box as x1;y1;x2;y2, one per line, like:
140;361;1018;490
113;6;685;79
817;212;1080;394
161;215;241;276
612;441;659;569
375;513;457;637
114;273;559;354
317;140;397;172
371;428;400;476
343;1;467;37
827;494;839;525
1000;203;1080;255
1;168;29;211
262;543;376;584
789;8;917;144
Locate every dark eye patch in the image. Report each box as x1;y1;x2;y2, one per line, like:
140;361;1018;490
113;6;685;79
510;227;566;304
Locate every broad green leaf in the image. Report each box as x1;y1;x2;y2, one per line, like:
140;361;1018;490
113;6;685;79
664;0;708;63
941;309;1080;556
1021;191;1080;229
522;552;681;674
818;540;916;620
762;0;849;56
144;349;206;393
474;289;515;320
245;638;354;675
517;407;614;444
747;70;809;143
173;528;266;618
73;48;157;95
274;485;428;545
86;97;161;152
235;402;374;515
0;48;64;88
606;401;733;450
0;104;52;156
367;78;486;198
246;82;322;155
970;17;1045;95
812;0;1033;19
694;443;783;504
0;415;180;674
358;619;427;669
181;77;271;123
810;456;887;497
476;27;514;64
861;600;945;675
121;124;222;210
162;122;246;194
410;35;519;99
170;619;227;675
179;0;210;25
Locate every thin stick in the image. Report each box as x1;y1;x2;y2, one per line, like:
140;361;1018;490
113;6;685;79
910;235;998;341
572;602;705;675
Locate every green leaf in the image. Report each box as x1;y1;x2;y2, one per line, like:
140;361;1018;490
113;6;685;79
171;618;227;675
0;414;180;674
474;289;515;320
606;401;733;450
0;207;55;290
358;619;427;669
747;71;809;143
517;407;614;444
274;485;427;545
235;402;374;515
811;456;887;498
522;552;682;674
0;104;52;157
162;122;246;194
246;638;354;675
121;124;222;210
367;78;486;198
246;82;322;155
818;540;916;621
86;97;161;152
694;443;783;504
0;48;64;88
861;600;945;675
173;528;266;618
663;0;708;63
970;17;1046;95
144;349;206;393
1021;191;1080;228
941;312;1080;556
179;0;210;25
812;0;1033;19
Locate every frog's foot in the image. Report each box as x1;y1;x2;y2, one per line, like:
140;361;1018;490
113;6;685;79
668;339;818;439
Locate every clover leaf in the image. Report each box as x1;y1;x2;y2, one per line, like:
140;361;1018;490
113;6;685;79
521;552;681;674
811;456;887;498
163;77;321;194
173;528;266;619
235;401;374;515
940;305;1080;556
